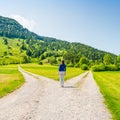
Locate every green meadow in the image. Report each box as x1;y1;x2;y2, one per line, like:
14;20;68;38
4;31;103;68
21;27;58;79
21;63;84;80
93;71;120;120
0;65;25;98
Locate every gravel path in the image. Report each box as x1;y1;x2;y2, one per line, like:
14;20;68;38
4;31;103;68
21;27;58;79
0;67;112;120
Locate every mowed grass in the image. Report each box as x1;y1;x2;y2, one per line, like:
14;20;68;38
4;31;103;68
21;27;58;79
21;63;84;80
93;71;120;120
0;65;25;98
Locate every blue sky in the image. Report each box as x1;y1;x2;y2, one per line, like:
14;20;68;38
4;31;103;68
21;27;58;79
0;0;120;55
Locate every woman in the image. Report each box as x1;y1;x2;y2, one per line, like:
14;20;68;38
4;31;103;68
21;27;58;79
58;60;66;87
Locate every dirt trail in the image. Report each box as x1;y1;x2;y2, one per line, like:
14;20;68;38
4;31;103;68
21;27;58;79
0;67;112;120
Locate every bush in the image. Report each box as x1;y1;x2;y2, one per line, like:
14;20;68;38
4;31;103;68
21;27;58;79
81;64;89;70
67;63;74;67
105;64;119;71
20;55;31;63
74;63;79;68
92;64;106;72
92;64;119;72
38;61;43;65
0;56;21;65
48;57;57;65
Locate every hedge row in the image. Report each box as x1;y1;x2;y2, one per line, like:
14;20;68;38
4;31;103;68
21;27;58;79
92;64;119;72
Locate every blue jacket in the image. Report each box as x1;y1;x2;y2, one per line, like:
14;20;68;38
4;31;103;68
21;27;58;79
59;64;66;71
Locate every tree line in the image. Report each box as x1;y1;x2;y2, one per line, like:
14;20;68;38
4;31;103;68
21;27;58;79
0;37;120;71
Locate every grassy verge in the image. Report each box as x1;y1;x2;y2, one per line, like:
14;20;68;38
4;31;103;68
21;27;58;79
0;65;25;98
21;63;84;80
93;71;120;120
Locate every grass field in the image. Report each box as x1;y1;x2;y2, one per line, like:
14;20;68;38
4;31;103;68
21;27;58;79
93;71;120;120
0;65;25;98
21;63;84;80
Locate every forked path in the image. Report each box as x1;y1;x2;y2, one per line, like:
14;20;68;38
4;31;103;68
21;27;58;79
0;67;112;120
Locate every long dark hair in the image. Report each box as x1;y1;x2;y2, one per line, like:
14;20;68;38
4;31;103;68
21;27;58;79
61;60;65;65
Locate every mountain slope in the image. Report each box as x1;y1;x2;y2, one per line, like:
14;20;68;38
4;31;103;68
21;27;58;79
0;16;117;66
0;16;43;40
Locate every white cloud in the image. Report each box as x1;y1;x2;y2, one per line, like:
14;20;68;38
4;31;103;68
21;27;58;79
10;14;36;31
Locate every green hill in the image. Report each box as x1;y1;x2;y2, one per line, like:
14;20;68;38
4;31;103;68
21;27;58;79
0;16;43;40
0;16;118;69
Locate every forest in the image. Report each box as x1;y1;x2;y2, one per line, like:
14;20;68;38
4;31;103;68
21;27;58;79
0;16;120;71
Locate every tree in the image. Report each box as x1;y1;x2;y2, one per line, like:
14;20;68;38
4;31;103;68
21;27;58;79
26;49;32;56
79;56;89;66
103;54;113;65
81;64;89;70
3;38;8;45
39;54;45;60
63;50;76;64
4;51;7;56
21;54;31;63
48;56;57;65
20;43;27;50
116;55;120;68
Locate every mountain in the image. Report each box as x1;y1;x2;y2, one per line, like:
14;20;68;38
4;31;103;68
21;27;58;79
0;16;43;40
0;16;117;67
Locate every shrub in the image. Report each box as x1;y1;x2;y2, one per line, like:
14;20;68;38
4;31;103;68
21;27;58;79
105;64;119;71
92;64;119;72
48;57;57;65
79;57;89;66
20;55;31;63
38;61;43;65
67;63;74;67
92;64;106;72
0;56;21;65
81;64;89;70
74;63;79;68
